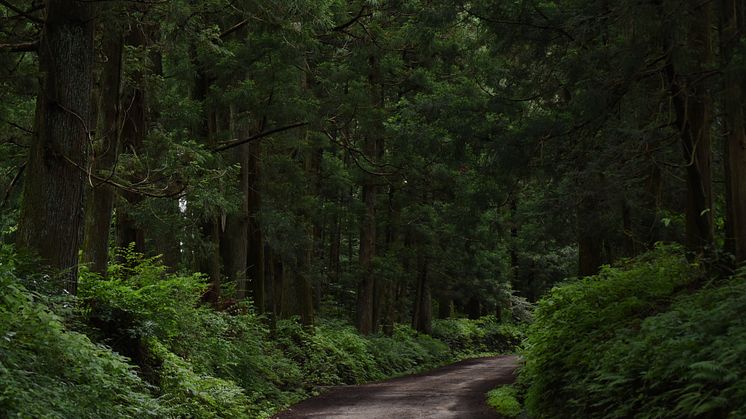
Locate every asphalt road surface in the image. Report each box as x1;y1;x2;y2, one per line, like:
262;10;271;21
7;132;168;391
273;355;520;419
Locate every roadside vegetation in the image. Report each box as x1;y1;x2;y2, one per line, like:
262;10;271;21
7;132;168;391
486;245;746;418
0;248;526;418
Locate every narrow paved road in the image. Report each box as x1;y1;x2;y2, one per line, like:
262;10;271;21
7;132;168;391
273;355;520;419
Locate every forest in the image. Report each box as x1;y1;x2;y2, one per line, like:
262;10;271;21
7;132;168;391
1;0;745;417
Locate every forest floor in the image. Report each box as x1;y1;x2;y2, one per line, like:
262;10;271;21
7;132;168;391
273;355;520;419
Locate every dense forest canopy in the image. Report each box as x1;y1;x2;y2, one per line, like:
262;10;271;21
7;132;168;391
3;0;741;324
1;0;745;416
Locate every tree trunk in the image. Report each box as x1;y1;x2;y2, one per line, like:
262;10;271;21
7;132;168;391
17;0;94;294
577;195;603;277
437;295;452;319
116;27;148;255
356;55;382;335
247;139;265;311
412;252;432;334
666;0;715;253
720;0;746;263
82;26;122;276
220;105;248;300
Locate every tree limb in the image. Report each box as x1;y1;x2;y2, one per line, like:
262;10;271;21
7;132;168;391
214;121;308;152
0;40;38;52
0;0;44;24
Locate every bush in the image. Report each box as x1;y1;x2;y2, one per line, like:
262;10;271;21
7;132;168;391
432;316;525;354
0;259;164;418
79;251;304;417
486;385;522;417
521;244;746;418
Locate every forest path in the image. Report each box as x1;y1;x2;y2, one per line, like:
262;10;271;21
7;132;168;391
273;355;520;419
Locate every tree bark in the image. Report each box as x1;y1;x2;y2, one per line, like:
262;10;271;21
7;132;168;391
577;194;603;277
83;25;122;276
720;0;746;263
115;26;148;255
220;105;249;300
356;55;382;335
247;139;265;311
412;251;432;334
666;0;715;254
17;0;94;293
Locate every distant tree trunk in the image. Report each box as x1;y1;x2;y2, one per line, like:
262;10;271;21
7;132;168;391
83;26;122;276
720;0;746;263
192;64;221;306
116;27;148;255
247;139;265;311
466;296;481;319
379;185;398;335
437;295;452;319
357;55;382;335
412;251;432;334
577;194;603;277
17;0;94;293
220;105;248;300
270;252;285;319
622;200;635;257
665;0;715;254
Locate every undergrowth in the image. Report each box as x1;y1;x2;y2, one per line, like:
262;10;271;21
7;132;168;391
521;244;746;418
0;247;524;418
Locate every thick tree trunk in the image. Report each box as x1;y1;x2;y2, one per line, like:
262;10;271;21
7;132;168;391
83;27;122;276
720;0;746;263
17;0;94;293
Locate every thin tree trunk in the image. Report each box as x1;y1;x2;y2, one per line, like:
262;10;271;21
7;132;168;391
247;138;265;311
17;0;94;293
720;0;746;263
220;105;249;300
412;251;432;334
356;55;382;335
577;195;603;277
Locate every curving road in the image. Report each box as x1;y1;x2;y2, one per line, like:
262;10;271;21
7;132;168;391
273;355;520;419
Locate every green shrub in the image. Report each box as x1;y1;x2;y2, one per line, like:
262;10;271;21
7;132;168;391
486;385;522;417
432;316;525;354
145;339;253;418
520;244;746;418
0;259;164;418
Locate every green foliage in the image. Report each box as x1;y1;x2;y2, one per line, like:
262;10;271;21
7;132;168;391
521;245;746;418
0;254;163;418
145;339;252;418
432;316;525;355
274;319;451;386
486;385;522;418
366;325;450;377
79;250;304;417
